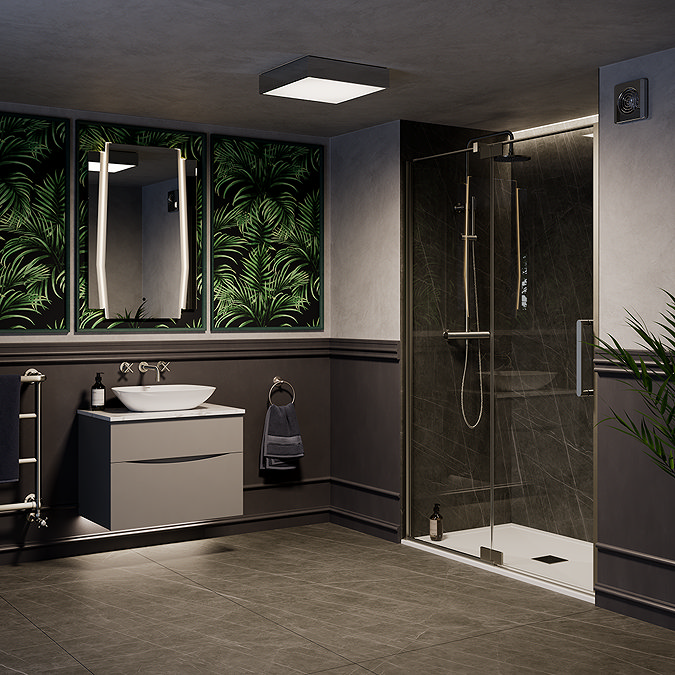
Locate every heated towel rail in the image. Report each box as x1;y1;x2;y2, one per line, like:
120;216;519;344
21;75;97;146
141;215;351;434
0;369;47;527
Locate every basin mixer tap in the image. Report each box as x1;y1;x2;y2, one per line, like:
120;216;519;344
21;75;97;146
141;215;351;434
139;361;170;383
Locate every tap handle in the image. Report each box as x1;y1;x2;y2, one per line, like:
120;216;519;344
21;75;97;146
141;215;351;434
120;361;134;374
158;361;171;373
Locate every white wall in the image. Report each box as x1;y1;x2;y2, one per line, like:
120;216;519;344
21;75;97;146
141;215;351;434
329;121;401;341
598;47;675;346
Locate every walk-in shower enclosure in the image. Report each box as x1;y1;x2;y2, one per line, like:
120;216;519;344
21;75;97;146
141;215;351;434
405;124;595;594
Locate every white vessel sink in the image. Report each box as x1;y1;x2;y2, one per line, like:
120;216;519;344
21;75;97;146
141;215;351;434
112;384;216;412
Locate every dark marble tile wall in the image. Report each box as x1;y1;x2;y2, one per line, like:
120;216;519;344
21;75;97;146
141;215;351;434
409;137;494;537
410;127;594;542
501;130;594;541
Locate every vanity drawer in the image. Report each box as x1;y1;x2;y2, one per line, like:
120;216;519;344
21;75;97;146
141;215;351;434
78;407;245;530
110;451;243;530
110;416;243;461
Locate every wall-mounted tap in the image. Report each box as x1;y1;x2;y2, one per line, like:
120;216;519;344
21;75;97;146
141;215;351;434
139;361;170;383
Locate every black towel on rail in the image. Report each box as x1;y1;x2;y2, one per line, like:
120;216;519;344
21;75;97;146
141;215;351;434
260;403;304;470
0;375;21;483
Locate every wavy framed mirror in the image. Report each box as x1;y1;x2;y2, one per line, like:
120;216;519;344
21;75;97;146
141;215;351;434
77;122;204;331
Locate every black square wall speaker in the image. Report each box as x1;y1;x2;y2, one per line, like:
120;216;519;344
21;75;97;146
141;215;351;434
614;78;648;123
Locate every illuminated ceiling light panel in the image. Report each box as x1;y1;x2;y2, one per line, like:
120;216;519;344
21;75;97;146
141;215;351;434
87;150;138;173
263;77;385;104
88;161;135;173
260;55;389;104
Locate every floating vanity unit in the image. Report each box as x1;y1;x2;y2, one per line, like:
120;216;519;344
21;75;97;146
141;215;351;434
78;404;244;530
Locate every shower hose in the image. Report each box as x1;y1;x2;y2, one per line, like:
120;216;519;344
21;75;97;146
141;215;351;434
460;232;484;429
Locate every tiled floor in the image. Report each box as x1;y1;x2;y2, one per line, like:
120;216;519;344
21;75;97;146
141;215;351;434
0;523;674;674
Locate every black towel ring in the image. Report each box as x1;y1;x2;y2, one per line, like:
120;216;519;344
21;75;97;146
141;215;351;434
268;376;296;405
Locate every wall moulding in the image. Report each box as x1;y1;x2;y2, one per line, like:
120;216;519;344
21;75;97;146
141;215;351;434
0;338;401;365
594;354;666;376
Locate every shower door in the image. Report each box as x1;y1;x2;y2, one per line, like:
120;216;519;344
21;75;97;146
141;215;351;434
407;142;494;558
407;125;595;593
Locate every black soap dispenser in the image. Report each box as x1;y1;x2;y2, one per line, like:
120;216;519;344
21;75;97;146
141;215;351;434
429;503;443;541
91;372;106;411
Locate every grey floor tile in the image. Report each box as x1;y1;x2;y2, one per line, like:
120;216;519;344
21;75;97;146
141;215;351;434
429;623;675;675
361;647;543;675
313;666;374;675
0;523;673;675
531;613;675;666
0;640;89;673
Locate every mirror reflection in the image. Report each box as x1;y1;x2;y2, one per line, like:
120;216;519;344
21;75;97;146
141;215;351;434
88;143;197;320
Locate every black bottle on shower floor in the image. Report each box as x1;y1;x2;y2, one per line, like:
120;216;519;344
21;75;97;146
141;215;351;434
91;372;106;411
429;503;443;541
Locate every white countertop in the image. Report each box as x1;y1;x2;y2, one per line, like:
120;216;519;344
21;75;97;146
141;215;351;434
77;402;245;422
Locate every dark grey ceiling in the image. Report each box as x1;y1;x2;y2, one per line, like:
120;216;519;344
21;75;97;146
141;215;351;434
3;0;675;137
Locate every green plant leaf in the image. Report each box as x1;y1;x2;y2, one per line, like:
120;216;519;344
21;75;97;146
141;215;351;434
596;292;675;480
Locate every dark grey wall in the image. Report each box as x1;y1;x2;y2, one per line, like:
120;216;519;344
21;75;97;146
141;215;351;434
596;47;675;630
595;366;675;630
0;339;400;562
330;341;402;541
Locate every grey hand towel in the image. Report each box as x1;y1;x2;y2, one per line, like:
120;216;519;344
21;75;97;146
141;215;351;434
260;403;304;471
0;375;21;483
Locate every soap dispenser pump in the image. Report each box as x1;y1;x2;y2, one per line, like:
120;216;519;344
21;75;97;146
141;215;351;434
91;372;106;411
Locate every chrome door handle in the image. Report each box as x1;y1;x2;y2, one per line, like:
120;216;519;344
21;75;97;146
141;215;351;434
443;330;491;340
576;319;594;397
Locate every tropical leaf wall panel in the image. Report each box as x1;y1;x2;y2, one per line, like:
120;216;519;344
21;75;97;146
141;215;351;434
0;113;68;331
76;121;205;331
211;136;323;329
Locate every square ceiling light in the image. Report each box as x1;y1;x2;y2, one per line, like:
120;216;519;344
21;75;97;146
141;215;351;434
87;150;138;173
260;55;389;104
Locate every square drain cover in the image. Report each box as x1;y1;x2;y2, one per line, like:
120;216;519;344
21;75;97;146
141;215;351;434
533;555;567;564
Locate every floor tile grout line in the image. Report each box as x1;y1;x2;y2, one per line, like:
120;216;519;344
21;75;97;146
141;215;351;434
131;548;599;673
2;524;674;673
347;611;595;666
133;550;369;673
0;594;95;674
527;610;675;667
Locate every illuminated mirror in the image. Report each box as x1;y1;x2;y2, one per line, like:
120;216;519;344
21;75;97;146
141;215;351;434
87;143;196;320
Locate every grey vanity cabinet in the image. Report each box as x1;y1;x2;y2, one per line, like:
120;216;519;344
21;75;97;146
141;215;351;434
78;405;244;530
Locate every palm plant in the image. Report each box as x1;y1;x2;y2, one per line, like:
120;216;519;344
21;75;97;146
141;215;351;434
212;138;321;329
110;300;149;329
0;256;50;326
596;290;675;479
0;115;67;329
76;274;107;330
214;246;309;327
274;189;322;302
0;172;67;298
